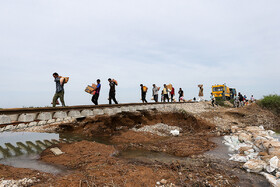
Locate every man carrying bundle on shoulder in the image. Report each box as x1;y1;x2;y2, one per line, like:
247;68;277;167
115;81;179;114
140;84;148;103
108;78;118;105
52;72;66;107
91;79;101;105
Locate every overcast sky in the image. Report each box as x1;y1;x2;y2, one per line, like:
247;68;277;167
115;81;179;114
0;1;279;108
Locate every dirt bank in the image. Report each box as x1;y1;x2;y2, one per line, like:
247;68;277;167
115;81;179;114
56;110;215;136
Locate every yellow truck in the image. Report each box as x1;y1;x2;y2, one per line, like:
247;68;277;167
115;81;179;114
212;84;236;100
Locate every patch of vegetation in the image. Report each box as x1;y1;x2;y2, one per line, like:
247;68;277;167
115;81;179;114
257;94;280;115
179;109;187;114
215;97;225;106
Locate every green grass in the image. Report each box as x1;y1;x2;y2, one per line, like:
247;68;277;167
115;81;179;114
258;94;280;115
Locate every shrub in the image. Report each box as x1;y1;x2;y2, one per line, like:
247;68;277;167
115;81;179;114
258;94;280;115
215;97;225;106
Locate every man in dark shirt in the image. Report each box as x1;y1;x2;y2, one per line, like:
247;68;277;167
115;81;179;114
140;84;148;103
52;72;65;107
108;78;118;104
178;88;184;101
92;79;101;105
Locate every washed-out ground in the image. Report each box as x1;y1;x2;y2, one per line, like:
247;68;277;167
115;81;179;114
1;102;279;186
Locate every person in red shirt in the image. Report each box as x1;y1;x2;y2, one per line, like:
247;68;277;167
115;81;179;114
170;87;175;102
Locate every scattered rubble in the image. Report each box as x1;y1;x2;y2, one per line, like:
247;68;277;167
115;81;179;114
50;147;64;156
0;177;39;187
132;123;182;137
223;125;280;186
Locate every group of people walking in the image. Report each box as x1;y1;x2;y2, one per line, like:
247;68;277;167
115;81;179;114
52;72;254;108
52;73;186;107
52;73;118;107
141;84;184;103
209;91;255;108
234;93;255;107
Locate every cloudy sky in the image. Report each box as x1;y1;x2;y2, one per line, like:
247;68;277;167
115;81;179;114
0;1;279;108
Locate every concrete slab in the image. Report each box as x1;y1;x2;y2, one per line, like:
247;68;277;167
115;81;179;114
8;114;19;122
103;108;114;115
4;125;15;131
121;107;130;112
28;122;38;126
50;147;64;156
18;113;36;122
0;115;11;124
113;107;122;114
47;119;56;124
142;105;149;110
68;110;82;118
37;112;52;121
17;123;27;129
93;109;104;115
53;111;67;119
136;105;144;110
81;109;94;117
38;121;46;126
129;106;137;112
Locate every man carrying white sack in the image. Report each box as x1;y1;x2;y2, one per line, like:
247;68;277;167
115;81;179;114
52;72;66;107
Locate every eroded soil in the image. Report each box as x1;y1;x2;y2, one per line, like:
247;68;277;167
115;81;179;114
1;103;278;186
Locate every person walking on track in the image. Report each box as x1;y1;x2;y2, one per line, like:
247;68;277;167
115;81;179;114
108;78;118;104
92;79;101;105
52;72;66;107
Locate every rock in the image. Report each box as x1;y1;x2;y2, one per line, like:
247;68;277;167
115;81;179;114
38;121;46;126
268;130;275;136
276;180;280;187
156;181;160;185
276;172;280;178
29;121;38;127
261;172;277;186
244;149;255;155
246;126;262;133
239;146;253;154
262;140;280;150
268;147;280;156
229;154;248;162
50;147;64;156
259;152;268;156
160;179;167;184
47;119;56;124
252;131;268;138
170;129;180;136
266;156;279;173
17;123;27;129
243;159;267;173
262;155;275;163
254;139;266;150
231;126;239;133
238;133;252;143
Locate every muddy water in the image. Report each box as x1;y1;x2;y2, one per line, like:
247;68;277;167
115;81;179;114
120;137;270;187
119;149;192;164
